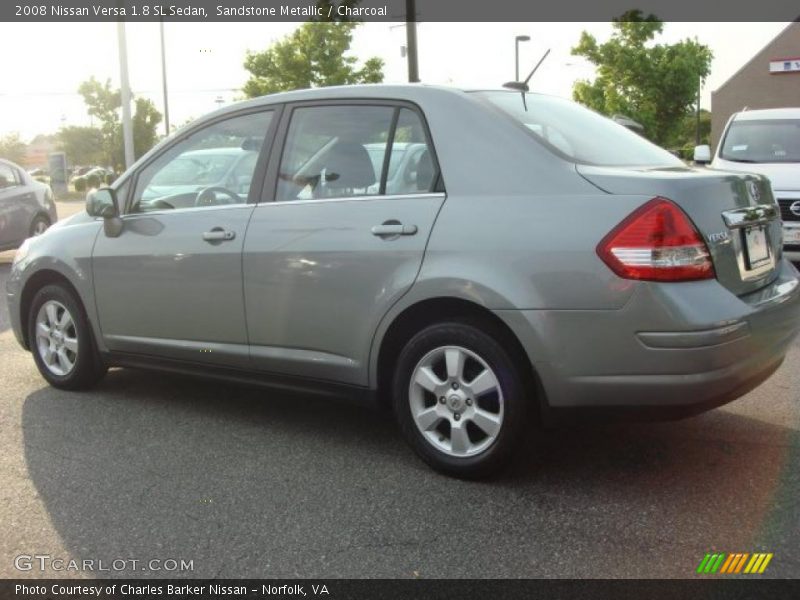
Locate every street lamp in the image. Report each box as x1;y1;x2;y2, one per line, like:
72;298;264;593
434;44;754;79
515;35;530;81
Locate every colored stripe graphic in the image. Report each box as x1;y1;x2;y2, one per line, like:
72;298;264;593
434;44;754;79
745;554;760;573
758;554;773;573
734;553;749;573
719;554;736;574
710;553;726;573
697;554;711;574
697;552;773;575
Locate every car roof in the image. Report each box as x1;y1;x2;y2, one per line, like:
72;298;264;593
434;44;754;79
733;108;800;121
191;84;520;124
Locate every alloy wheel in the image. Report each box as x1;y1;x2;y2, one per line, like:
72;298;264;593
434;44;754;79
408;345;504;457
35;300;78;376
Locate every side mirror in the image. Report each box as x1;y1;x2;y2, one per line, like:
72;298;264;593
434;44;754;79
86;187;117;218
693;145;712;165
86;187;123;237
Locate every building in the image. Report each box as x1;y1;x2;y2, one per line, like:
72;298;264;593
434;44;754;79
711;22;800;150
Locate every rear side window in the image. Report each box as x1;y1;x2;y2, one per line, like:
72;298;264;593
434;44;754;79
476;91;684;168
276;104;438;201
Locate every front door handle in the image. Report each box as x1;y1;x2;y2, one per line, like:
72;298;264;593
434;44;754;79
202;228;236;242
371;222;418;237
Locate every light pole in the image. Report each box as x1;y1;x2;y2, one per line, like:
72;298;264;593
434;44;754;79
695;74;702;145
160;20;170;137
405;0;419;82
117;22;135;170
515;35;530;81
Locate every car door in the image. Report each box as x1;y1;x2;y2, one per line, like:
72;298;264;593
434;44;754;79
0;162;31;248
243;102;445;386
92;108;278;368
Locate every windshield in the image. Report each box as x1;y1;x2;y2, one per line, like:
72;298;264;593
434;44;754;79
476;92;683;167
150;152;239;186
720;119;800;163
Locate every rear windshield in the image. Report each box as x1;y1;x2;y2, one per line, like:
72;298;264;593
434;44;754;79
475;91;683;168
720;119;800;163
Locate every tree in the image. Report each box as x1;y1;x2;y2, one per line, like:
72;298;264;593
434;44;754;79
0;133;27;164
571;11;712;146
669;109;712;159
242;2;383;97
58;126;105;166
77;77;163;167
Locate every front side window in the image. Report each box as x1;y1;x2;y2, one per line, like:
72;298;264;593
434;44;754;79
129;110;273;213
476;91;684;168
0;164;19;189
276;104;438;201
720;119;800;163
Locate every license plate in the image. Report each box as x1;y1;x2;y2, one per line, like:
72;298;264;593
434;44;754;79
744;225;770;269
785;227;800;245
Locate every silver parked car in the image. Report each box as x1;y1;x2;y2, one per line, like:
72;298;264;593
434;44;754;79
6;85;800;478
0;158;57;251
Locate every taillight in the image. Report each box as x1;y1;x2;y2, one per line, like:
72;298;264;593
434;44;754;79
597;197;715;282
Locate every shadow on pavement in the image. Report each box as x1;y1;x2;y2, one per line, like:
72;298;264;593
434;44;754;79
21;367;800;578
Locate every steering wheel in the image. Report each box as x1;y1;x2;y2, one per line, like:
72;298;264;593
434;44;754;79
195;187;241;207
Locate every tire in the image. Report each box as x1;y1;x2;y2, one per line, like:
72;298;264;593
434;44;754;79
29;215;50;237
27;284;107;390
392;320;529;478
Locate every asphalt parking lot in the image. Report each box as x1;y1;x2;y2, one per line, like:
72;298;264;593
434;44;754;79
0;203;798;579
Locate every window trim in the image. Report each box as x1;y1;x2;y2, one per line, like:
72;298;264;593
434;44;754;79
260;98;444;204
120;104;283;215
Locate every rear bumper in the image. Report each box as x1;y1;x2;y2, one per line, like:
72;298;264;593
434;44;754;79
495;259;800;418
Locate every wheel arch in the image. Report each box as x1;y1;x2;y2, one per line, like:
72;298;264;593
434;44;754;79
19;269;85;350
372;296;545;415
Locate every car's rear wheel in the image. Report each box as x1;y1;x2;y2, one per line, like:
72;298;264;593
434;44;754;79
28;284;107;390
29;215;50;237
392;320;528;478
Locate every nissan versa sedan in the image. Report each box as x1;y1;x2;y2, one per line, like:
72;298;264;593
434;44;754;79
6;85;800;478
0;158;57;251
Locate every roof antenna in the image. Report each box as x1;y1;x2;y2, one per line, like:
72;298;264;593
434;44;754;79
502;48;550;111
503;48;551;93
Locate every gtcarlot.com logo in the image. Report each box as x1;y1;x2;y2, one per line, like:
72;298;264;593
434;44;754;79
14;554;194;572
696;552;773;575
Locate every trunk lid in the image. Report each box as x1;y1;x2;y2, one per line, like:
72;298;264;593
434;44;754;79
577;165;781;296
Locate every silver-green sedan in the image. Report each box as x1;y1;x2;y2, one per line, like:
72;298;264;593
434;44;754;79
6;85;800;477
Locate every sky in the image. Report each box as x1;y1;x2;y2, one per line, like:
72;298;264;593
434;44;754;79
0;21;790;141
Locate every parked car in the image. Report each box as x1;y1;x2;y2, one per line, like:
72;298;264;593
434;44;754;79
695;108;800;263
7;86;800;478
0;158;58;252
139;146;258;207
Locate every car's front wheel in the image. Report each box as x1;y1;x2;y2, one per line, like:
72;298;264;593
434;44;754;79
28;284;107;390
392;320;528;478
29;215;50;237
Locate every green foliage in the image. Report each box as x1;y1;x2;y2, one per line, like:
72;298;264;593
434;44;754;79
669;109;711;158
0;133;27;164
86;173;101;189
571;11;712;146
58;126;105;166
242;4;384;98
77;77;163;166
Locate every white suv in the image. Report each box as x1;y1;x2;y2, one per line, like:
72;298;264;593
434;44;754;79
696;108;800;262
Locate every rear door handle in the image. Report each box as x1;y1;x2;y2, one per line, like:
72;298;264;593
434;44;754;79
202;228;236;242
371;223;418;237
